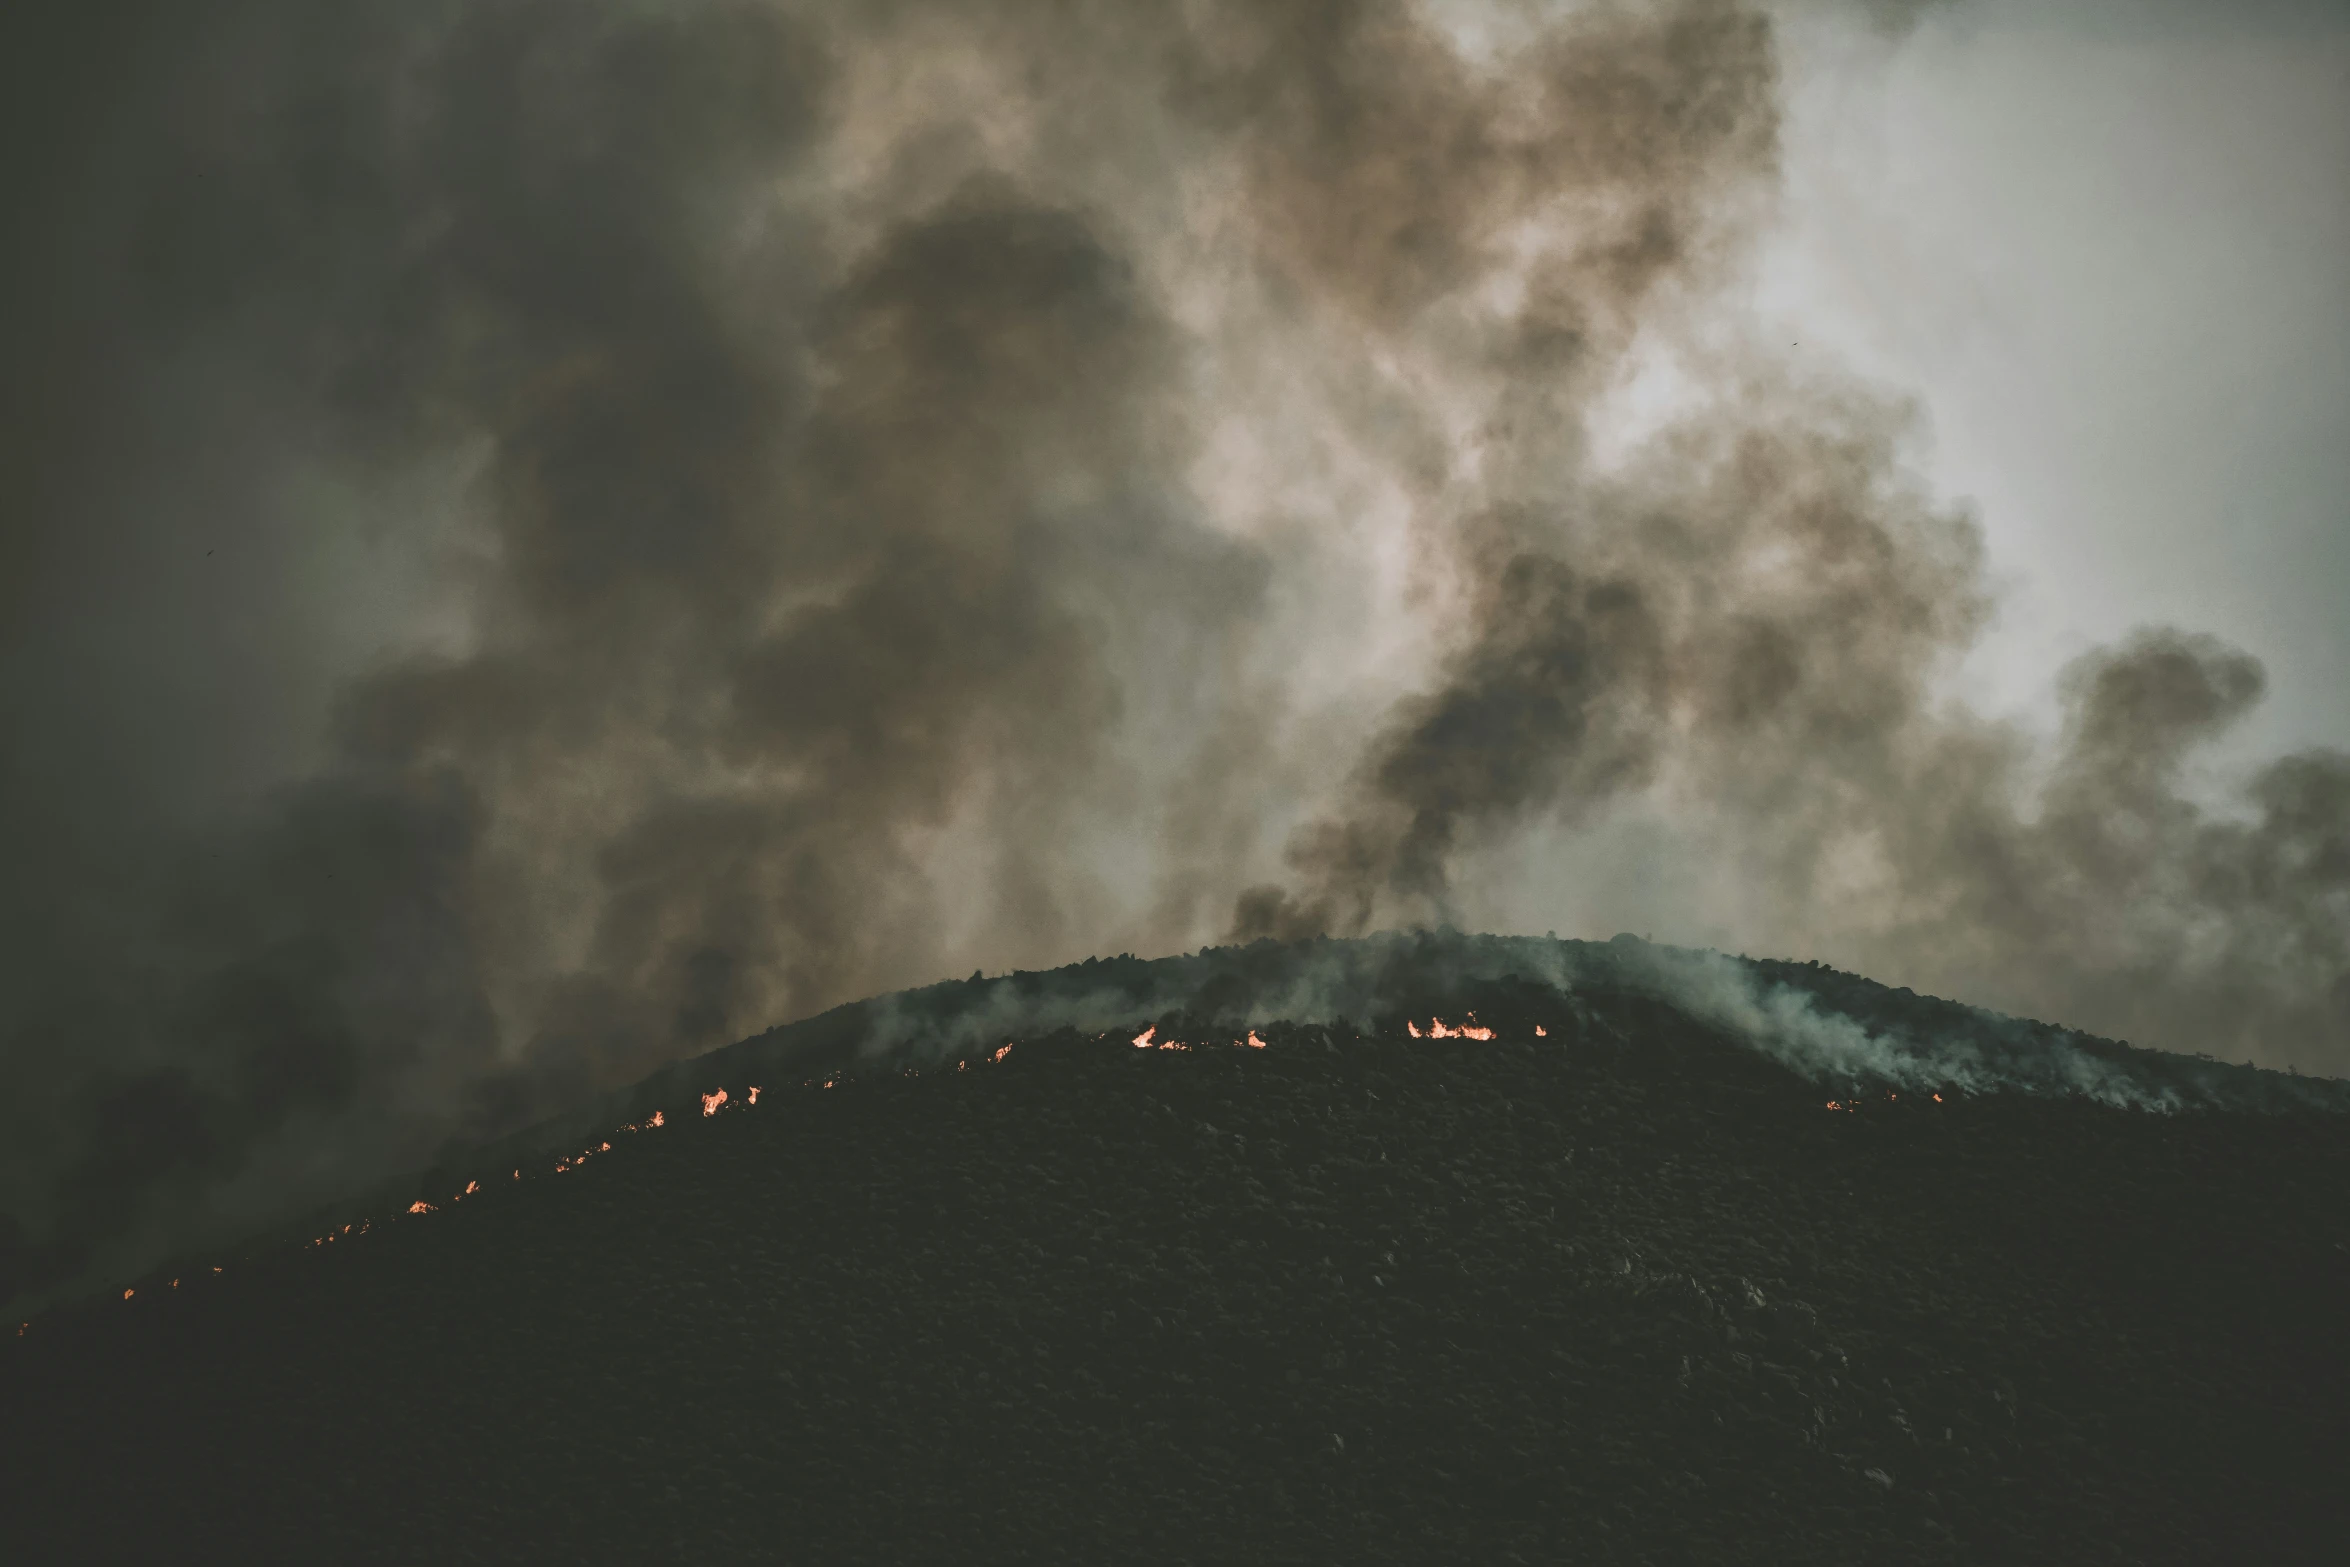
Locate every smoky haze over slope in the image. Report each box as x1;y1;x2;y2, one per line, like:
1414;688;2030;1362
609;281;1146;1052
3;0;2345;1295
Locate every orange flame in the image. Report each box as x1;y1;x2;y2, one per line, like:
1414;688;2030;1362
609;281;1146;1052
408;1200;434;1215
1534;1025;1547;1037
1245;1030;1268;1049
649;1111;665;1128
463;1180;479;1197
992;1044;1013;1063
1406;1021;1424;1038
701;1088;728;1117
1132;1026;1156;1049
123;1288;134;1300
746;1086;761;1104
1425;1018;1496;1040
1932;1093;1943;1103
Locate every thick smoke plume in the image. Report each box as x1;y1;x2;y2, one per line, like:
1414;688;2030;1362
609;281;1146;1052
3;0;2343;1303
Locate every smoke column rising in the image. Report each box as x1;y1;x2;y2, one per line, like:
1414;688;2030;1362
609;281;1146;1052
3;0;2343;1302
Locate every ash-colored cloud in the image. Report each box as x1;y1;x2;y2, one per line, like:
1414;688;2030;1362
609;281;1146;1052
1;0;2341;1309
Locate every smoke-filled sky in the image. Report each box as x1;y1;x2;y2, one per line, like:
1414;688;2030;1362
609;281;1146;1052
4;0;2345;1298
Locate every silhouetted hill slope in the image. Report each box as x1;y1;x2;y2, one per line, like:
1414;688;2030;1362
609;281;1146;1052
7;935;2346;1563
399;931;2350;1191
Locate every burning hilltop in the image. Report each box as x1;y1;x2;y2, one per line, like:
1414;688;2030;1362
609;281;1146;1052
6;932;2345;1564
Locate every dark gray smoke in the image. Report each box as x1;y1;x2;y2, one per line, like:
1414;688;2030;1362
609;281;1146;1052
3;0;2343;1306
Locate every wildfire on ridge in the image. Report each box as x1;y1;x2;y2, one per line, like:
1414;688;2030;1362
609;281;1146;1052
1412;1017;1497;1041
57;1006;1952;1333
1827;1091;1950;1113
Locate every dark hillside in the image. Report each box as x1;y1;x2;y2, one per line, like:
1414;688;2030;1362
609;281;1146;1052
6;940;2347;1563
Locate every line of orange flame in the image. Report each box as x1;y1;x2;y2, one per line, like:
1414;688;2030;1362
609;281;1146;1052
87;1007;1906;1321
1408;1016;1498;1040
1826;1092;1950;1112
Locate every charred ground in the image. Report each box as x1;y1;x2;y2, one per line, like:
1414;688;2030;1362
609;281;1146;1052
6;937;2347;1563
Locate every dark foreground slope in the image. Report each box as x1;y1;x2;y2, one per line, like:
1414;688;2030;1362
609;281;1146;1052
6;942;2348;1564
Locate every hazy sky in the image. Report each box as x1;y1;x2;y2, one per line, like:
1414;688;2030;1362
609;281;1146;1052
1764;0;2350;768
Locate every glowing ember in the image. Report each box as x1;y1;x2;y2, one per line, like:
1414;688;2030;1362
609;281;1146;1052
992;1044;1013;1063
1535;1025;1548;1037
122;1289;134;1301
746;1086;761;1104
1932;1093;1943;1103
649;1111;665;1128
702;1088;729;1117
463;1180;479;1197
1245;1030;1268;1049
1132;1026;1156;1049
408;1200;434;1215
